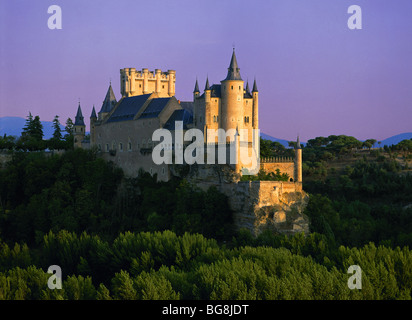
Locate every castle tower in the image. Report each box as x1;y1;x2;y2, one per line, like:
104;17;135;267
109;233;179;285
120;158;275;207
98;83;117;121
252;78;259;130
220;49;244;140
294;136;303;182
74;103;85;148
204;76;211;130
193;78;200;101
90;106;97;146
120;68;176;98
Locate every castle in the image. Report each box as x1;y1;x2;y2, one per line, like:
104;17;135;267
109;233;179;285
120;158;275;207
73;50;307;235
73;49;302;183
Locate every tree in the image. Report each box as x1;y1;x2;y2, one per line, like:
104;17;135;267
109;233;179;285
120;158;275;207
31;116;44;141
21;112;34;138
65;118;74;137
52;115;62;140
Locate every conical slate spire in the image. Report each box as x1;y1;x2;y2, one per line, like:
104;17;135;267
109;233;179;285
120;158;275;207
193;78;200;93
296;135;302;149
252;78;258;92
224;48;242;81
75;104;85;126
204;76;210;91
99;83;117;114
90;105;97;119
245;80;250;94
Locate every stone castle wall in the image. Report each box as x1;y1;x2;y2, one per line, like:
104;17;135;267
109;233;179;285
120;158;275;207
260;161;295;181
183;163;308;236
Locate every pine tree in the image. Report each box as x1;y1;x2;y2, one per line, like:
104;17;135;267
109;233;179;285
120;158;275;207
31;116;43;141
52;115;62;140
65;118;74;136
21;112;34;137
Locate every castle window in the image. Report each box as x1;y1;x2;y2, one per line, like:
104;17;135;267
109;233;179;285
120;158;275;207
119;143;123;151
128;142;132;151
213;115;216;122
98;144;101;151
162;167;165;175
139;84;142;88
106;144;109;152
231;86;233;90
239;86;241;90
162;85;165;89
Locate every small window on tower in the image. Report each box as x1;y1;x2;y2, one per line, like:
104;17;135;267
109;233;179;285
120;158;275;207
231;86;233;90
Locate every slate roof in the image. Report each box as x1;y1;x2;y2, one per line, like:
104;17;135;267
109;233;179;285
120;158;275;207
224;49;242;81
193;79;200;93
139;97;171;119
198;84;221;99
106;94;151;123
90;106;97;119
99;84;117;114
179;101;194;114
252;78;258;92
163;108;193;130
74;105;85;126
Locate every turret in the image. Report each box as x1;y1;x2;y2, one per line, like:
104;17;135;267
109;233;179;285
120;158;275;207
294;136;303;183
90;106;97;146
204;77;211;129
193;78;200;101
167;70;176;97
74;103;85;148
252;78;259;129
220;49;244;136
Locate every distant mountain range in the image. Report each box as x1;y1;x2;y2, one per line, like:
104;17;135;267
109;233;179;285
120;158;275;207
0;116;410;147
0;116;65;140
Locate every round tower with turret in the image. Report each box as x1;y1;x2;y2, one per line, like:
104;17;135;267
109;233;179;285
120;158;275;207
220;49;245;140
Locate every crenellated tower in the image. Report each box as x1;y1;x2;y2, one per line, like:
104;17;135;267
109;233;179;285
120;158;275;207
120;68;176;98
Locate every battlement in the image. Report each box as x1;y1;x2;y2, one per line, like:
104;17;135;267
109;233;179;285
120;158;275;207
121;68;176;80
260;156;294;163
120;67;176;98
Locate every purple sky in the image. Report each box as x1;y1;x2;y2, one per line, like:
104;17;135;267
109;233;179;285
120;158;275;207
1;0;411;141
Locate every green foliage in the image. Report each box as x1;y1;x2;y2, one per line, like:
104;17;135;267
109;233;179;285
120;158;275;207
260;138;293;158
240;168;289;182
0;230;411;300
